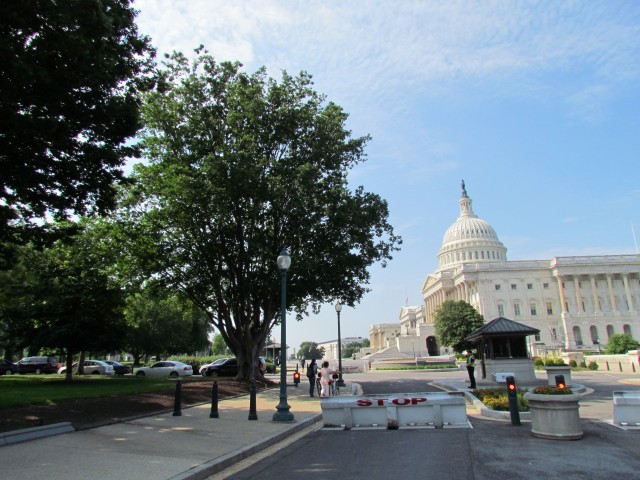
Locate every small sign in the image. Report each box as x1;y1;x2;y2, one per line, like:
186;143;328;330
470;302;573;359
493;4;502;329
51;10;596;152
495;372;515;382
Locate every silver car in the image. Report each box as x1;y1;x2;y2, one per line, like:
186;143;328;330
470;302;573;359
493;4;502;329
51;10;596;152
58;360;115;375
135;361;193;378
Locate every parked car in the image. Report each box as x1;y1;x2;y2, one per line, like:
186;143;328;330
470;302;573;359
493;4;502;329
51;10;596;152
200;357;237;377
102;360;132;375
0;359;18;375
58;360;115;375
17;356;58;374
199;358;229;376
200;357;268;377
135;361;193;378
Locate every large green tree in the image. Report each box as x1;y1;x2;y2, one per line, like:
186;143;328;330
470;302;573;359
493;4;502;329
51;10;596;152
298;342;325;361
0;0;154;237
0;223;127;379
123;288;211;365
434;300;485;353
110;51;401;380
605;333;638;354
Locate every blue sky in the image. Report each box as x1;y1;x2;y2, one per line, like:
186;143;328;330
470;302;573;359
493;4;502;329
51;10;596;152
134;0;640;353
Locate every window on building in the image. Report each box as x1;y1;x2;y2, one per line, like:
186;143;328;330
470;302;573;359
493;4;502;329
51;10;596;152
495;284;501;291
607;325;614;338
497;304;504;316
514;304;521;316
543;283;549;289
530;304;537;316
535;333;541;341
590;325;598;344
511;284;517;290
565;301;569;313
581;301;585;312
573;326;583;346
551;328;557;340
546;302;553;315
527;283;533;290
624;324;632;336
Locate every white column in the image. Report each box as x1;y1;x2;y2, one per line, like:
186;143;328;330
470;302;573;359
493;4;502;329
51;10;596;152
623;275;636;312
590;277;601;313
574;277;583;314
607;275;618;313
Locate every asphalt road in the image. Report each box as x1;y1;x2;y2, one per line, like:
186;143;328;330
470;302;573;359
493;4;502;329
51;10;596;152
214;371;640;480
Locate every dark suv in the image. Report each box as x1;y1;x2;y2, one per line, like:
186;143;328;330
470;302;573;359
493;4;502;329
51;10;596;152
17;356;58;374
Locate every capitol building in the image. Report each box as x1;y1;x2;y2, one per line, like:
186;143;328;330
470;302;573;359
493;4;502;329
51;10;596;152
369;182;640;357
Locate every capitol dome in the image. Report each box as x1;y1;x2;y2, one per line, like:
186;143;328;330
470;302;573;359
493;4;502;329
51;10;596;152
437;181;507;271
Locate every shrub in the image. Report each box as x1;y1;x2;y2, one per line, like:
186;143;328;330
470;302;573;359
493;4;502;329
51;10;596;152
472;387;529;412
580;361;587;368
569;360;577;368
544;358;556;366
532;385;573;394
554;358;566;366
534;358;545;367
588;361;599;370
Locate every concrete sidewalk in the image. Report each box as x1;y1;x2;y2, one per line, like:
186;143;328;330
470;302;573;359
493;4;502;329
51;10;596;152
0;381;329;480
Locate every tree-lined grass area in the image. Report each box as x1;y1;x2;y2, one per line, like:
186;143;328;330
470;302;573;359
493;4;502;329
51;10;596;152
0;375;204;409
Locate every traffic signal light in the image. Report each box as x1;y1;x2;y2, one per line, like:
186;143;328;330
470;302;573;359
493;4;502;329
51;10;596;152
506;375;517;398
293;371;300;386
555;374;566;389
505;375;520;426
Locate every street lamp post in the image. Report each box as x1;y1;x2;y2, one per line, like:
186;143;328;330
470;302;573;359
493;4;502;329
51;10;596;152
335;302;345;387
273;249;294;422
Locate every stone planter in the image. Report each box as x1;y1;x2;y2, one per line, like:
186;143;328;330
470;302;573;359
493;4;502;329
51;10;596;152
524;392;583;440
545;365;572;386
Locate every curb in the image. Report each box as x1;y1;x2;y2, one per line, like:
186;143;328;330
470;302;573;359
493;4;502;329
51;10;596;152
167;413;323;480
0;422;75;447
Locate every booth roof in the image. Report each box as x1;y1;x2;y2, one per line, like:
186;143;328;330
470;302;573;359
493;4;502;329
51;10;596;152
466;316;540;342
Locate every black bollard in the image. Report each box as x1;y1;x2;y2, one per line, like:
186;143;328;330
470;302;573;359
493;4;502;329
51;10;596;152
248;381;257;420
506;376;521;426
210;380;219;418
173;380;182;416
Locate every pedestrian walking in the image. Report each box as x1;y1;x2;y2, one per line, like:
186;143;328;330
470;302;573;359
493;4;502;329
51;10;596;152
306;359;318;397
466;350;476;389
319;360;338;397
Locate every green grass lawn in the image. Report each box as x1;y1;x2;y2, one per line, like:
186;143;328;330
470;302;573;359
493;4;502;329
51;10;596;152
0;375;206;409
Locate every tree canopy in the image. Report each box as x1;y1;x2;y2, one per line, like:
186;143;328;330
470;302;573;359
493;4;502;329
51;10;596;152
298;342;325;361
0;0;154;237
434;300;485;353
109;52;401;380
605;333;638;354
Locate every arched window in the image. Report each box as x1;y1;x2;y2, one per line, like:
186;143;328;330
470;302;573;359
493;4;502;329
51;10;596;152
590;325;598;344
624;324;632;336
607;325;614;338
573;326;583;346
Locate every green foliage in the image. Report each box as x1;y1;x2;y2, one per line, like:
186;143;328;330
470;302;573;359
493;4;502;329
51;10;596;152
544;358;557;366
0;224;127;374
570;360;578;368
0;375;183;409
298;342;325;360
472;388;529;412
532;385;573;394
211;334;231;356
109;52;400;380
341;340;369;358
0;0;155;232
434;300;484;353
588;361;599;370
534;358;545;367
604;333;639;354
554;358;566;366
123;288;210;364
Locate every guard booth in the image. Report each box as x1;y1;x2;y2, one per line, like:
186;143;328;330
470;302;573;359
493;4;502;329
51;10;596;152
466;317;539;384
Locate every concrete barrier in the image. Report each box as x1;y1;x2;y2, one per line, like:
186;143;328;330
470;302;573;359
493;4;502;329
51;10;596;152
320;392;469;429
613;391;640;426
0;422;75;447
